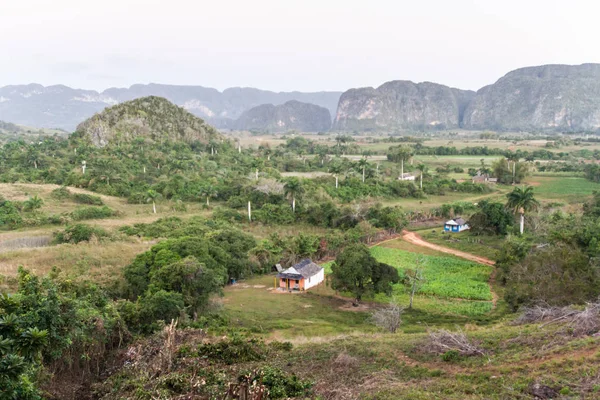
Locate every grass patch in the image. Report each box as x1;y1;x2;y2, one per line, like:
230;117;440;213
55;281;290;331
417;229;502;260
529;176;600;203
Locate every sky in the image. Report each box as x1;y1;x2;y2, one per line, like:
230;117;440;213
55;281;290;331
1;0;598;93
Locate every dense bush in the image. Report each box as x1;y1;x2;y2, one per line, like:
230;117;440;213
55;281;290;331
70;205;116;221
54;223;109;244
72;193;104;205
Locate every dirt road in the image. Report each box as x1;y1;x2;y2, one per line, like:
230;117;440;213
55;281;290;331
401;230;495;266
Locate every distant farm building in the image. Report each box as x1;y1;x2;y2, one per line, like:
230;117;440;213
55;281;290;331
444;217;470;233
398;173;416;181
277;259;324;291
472;171;497;184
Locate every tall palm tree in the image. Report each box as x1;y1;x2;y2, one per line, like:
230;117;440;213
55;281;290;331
506;186;540;235
146;189;162;214
330;163;342;189
357;158;369;183
284;178;304;213
416;163;427;189
199;184;217;207
394;146;412;179
251;158;264;181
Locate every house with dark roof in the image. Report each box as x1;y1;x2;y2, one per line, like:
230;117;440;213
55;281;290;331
472;171;498;184
277;259;324;291
444;217;470;233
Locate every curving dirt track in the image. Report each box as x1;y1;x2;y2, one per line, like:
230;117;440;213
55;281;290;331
401;230;495;266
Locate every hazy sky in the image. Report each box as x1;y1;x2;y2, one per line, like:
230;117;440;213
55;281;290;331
1;0;598;92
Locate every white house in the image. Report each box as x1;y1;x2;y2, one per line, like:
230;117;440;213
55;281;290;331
277;259;325;291
398;173;416;181
444;217;470;233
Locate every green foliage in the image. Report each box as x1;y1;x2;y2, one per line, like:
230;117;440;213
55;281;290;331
0;268;126;397
259;366;313;399
22;196;43;212
369;247;493;301
469;201;513;235
0;198;23;229
197;335;266;365
72;193;104;205
54;223;109;244
70;205;116;221
50;186;71;200
504;244;600;310
330;244;399;301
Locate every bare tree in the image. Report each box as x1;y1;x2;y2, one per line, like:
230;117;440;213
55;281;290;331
406;256;426;310
426;329;486;356
371;298;404;333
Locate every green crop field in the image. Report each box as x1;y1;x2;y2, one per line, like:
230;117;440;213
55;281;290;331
530;176;600;202
324;246;492;304
369;246;493;301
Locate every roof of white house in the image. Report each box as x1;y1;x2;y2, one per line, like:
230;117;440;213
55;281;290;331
445;217;467;226
277;259;323;279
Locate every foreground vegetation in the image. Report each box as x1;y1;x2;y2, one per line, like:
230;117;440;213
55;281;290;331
2;106;600;398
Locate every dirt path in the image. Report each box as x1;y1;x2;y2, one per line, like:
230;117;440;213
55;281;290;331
401;230;495;266
401;230;498;307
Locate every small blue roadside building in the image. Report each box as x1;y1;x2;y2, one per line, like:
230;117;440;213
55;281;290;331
444;217;469;233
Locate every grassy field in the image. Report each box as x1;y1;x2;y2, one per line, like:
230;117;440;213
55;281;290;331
528;176;600;203
417;229;504;260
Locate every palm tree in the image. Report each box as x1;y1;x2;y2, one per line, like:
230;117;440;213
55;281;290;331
506;186;540;235
394;146;412;179
146;189;162;214
284;178;304;213
24;195;43;211
357;158;369;183
251;158;264;181
330;163;342;189
416;163;427;189
199;185;217;207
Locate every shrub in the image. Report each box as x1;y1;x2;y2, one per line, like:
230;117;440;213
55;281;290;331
50;186;71;200
54;224;109;244
197;335;266;364
72;193;104;205
70;206;116;221
260;366;313;399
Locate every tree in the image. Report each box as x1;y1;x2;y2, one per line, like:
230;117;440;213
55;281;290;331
283;178;303;213
468;201;513;235
506;186;540;234
391;146;412;179
330;244;399;304
251;158;263;181
492;157;528;184
371;298;404;333
416;163;427;189
199;184;217;207
23;196;43;212
406;256;426;309
504;244;600;310
357;158;369;183
146;189;162;214
330;162;343;189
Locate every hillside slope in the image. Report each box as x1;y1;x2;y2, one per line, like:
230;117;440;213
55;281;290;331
333;80;475;131
463;63;600;131
75;96;222;147
234;100;332;132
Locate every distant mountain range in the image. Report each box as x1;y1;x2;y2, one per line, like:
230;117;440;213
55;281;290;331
334;63;600;132
4;64;600;133
234;101;332;132
0;83;341;131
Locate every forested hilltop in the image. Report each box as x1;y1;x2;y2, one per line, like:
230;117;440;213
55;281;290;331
1;97;600;398
75;96;221;147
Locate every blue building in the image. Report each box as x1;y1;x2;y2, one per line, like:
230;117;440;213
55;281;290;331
444;217;469;233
